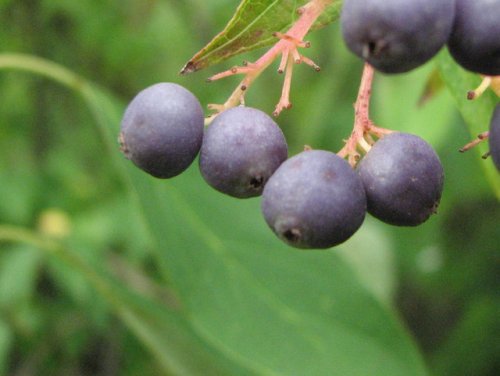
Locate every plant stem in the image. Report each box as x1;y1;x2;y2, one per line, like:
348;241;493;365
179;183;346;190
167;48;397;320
337;63;391;166
0;53;85;90
207;0;334;120
459;131;489;152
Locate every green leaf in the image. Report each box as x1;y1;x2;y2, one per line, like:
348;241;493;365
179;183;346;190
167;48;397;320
374;64;456;147
181;0;342;74
0;53;429;375
129;174;427;375
436;50;500;199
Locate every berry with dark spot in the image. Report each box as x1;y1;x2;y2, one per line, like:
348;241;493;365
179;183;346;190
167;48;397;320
341;0;455;73
357;132;444;226
447;0;500;76
119;83;204;178
199;106;288;198
261;150;366;249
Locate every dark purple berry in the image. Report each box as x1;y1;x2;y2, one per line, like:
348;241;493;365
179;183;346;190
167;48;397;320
261;150;366;249
447;0;500;76
341;0;455;73
199;106;288;198
119;83;204;178
489;104;500;171
358;132;444;226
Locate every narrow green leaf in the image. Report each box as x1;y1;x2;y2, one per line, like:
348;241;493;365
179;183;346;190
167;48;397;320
181;0;342;74
436;50;500;199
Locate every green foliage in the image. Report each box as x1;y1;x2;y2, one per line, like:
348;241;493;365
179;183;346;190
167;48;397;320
436;50;500;198
182;0;342;73
0;1;498;375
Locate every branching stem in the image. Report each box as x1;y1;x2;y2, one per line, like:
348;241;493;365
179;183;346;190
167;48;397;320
206;0;334;123
337;63;392;166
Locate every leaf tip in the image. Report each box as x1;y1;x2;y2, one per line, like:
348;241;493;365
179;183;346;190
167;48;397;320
180;61;198;75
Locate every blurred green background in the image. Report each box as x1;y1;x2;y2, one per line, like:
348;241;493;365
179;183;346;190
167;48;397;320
0;1;498;375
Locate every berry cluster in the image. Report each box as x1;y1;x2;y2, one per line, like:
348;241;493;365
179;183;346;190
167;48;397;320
119;0;499;249
262;131;443;249
341;0;500;76
119;82;444;249
120;85;288;197
341;0;500;167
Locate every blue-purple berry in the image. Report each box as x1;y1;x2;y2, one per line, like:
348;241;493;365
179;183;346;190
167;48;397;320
119;82;204;178
357;132;444;226
199;106;288;198
341;0;455;73
262;150;366;249
447;0;500;76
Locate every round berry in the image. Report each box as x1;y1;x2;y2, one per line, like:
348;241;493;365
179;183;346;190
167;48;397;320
357;132;444;226
341;0;455;73
447;0;500;76
199;106;288;198
119;82;204;178
261;150;367;249
489;104;500;172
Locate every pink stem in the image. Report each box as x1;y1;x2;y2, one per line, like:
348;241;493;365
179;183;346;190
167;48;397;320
216;0;333;111
337;63;375;162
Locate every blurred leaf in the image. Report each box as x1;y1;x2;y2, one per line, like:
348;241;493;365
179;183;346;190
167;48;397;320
0;245;42;307
436;50;500;199
431;297;500;376
0;170;42;224
129;176;424;375
418;68;445;107
374;64;455;148
0;319;12;376
181;0;342;74
0;53;428;375
336;218;396;306
0;225;239;376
